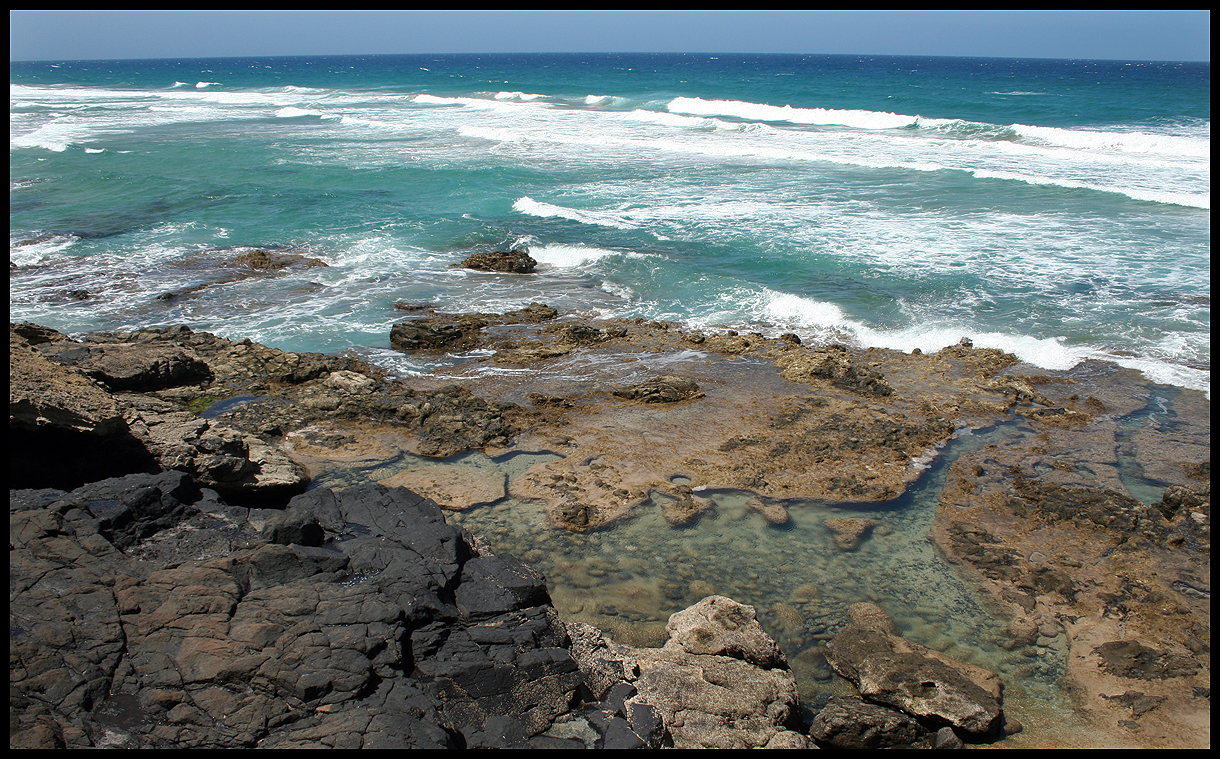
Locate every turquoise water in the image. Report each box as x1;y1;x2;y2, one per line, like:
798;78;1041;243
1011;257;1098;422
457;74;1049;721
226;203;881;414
10;54;1211;394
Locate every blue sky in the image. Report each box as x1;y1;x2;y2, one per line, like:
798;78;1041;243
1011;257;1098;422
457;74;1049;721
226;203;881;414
9;10;1211;63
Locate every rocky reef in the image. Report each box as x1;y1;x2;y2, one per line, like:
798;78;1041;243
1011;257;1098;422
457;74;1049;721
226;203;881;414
9;308;1210;748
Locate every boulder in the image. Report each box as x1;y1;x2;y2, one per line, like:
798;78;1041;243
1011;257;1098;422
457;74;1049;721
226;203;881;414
824;605;1003;737
665;595;787;669
566;598;807;749
612;375;704;404
460;250;537;274
810;695;931;749
853;651;1002;736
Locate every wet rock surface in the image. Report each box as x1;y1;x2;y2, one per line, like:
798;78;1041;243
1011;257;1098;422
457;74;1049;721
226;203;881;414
459;249;538;273
930;365;1210;748
612;375;704;404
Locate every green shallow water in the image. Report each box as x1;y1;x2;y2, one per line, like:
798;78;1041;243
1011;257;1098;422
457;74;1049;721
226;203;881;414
312;418;1086;734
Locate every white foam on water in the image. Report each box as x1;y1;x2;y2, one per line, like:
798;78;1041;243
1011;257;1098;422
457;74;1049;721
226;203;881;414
969;168;1210;210
527;242;632;268
9;234;79;266
11;119;77;151
761;291;849;330
494;91;545;101
691;286;1208;393
195;81;220;88
668;96;922;130
275;106;325;118
513;196;639;230
601;280;636;300
1013;123;1210;159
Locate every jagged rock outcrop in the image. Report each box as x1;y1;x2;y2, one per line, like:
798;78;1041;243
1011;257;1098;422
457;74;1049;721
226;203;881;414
9;324;310;502
10;480;588;748
567;596;808;749
391;318;486;352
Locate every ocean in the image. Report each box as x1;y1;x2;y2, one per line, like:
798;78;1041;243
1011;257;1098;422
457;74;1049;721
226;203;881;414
9;53;1211;394
10;54;1211;737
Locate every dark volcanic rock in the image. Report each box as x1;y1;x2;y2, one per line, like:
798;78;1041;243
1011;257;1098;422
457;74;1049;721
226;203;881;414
9;480;591;749
390;318;485;352
612;375;704;404
1093;640;1201;680
810;695;931;749
460;249;537;274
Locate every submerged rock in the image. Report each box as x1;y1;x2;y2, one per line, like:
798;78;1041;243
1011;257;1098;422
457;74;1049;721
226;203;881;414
823;516;881;551
378;464;508;509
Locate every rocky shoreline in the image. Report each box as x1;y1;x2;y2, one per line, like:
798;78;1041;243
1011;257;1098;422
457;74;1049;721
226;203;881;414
9;306;1210;748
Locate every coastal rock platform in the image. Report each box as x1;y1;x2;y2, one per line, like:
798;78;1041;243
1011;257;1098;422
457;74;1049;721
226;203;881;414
9;311;1210;748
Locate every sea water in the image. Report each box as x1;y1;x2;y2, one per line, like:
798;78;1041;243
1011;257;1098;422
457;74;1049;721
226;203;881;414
12;54;1209;739
10;53;1210;395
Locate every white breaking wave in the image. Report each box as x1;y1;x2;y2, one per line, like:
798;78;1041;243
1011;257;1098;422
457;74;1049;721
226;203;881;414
1013;123;1209;158
513;197;640;230
967;167;1209;209
668;96;936;130
669;95;1210;160
494;91;545;101
585;94;631;107
528;243;630;268
275;106;325;118
723;289;1209;394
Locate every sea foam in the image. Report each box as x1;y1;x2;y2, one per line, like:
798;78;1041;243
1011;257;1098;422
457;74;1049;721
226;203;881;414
513;197;639;230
